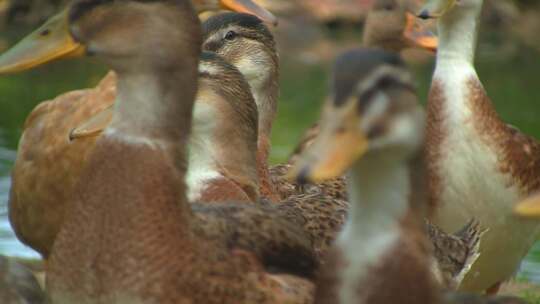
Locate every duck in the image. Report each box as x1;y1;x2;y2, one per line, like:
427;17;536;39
72;14;481;271
201;11;282;201
3;15;323;279
417;0;540;294
288;48;441;304
287;0;437;166
286;48;526;304
42;0;313;302
1;7;337;272
0;0;277;258
0;255;45;304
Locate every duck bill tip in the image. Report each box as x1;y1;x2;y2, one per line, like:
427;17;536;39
220;0;278;26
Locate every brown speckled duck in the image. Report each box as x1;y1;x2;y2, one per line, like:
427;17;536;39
44;0;313;302
287;48;515;304
417;0;540;294
287;0;437;166
201;12;285;202
289;49;440;304
72;12;351;259
3;21;320;281
0;0;277;258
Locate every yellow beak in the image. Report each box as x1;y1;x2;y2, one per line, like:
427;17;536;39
417;0;456;19
403;13;438;53
288;112;369;184
0;0;276;74
514;194;540;218
69;105;114;140
0;9;85;74
220;0;277;25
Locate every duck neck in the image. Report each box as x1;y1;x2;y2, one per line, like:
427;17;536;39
187;102;259;202
340;154;411;244
254;81;279;144
436;3;482;70
109;69;197;150
252;69;280;201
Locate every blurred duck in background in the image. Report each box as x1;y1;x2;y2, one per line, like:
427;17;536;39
287;0;437;166
289;48;441;304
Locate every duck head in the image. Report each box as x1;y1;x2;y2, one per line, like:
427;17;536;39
202;12;279;175
0;0;275;73
364;0;437;52
66;0;202;73
202;12;278;106
289;49;424;184
417;0;483;19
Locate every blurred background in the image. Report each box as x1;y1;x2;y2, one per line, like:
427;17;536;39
0;0;539;287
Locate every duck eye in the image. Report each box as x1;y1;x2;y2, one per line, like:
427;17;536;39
40;29;51;36
224;31;237;41
384;3;395;10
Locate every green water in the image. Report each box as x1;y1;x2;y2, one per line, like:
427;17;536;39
0;26;539;282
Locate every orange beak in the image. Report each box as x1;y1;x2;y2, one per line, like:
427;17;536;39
220;0;277;25
0;9;85;74
514;193;540;218
403;13;438;53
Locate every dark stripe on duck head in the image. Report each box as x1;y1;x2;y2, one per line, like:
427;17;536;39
332;49;405;107
203;12;264;35
202;12;274;51
69;0;177;23
357;74;416;115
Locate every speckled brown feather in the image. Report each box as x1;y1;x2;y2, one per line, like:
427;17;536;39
425;77;540;210
274;192;349;258
426;219;483;290
270;164;348;201
465;78;540;195
424;79;447;212
193;203;318;277
47;139;297;303
195;177;254;203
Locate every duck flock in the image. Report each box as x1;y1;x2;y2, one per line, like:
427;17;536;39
0;0;538;303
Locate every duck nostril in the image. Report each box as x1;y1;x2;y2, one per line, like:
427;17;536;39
40;29;51;36
417;10;431;20
297;167;311;185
